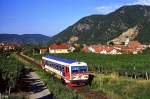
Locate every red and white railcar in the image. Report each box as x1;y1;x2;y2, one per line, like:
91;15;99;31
42;55;89;86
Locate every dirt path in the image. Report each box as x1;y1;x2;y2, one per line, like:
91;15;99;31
28;71;51;99
15;54;52;99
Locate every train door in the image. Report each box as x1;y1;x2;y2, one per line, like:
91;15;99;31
64;66;70;80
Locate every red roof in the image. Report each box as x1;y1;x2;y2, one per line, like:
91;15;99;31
0;46;3;48
90;45;114;53
49;44;69;49
82;47;89;52
94;47;103;53
127;41;142;49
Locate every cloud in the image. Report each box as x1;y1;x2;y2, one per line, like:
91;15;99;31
95;5;121;14
95;0;150;14
133;0;150;5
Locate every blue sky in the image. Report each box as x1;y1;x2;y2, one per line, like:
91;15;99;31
0;0;150;36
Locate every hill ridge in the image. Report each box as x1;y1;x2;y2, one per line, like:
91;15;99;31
0;34;50;45
50;5;150;44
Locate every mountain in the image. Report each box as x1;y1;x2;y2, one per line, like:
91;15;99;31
0;34;50;45
109;26;139;44
50;5;150;44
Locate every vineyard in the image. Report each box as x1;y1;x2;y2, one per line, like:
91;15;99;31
27;52;150;80
0;54;24;94
54;53;150;79
25;51;150;99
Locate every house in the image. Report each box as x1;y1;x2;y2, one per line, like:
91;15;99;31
88;47;95;53
40;48;48;54
69;47;75;52
123;41;144;54
108;49;119;55
0;44;16;50
100;49;107;54
82;41;144;55
82;46;89;53
49;44;70;53
0;45;3;49
82;45;121;55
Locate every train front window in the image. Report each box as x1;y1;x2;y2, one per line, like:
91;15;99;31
80;66;87;72
71;67;79;73
71;66;87;73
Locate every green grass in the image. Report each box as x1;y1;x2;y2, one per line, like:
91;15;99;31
54;52;150;71
0;55;24;93
91;74;150;99
27;52;150;71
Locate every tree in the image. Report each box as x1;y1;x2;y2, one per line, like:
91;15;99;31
109;41;114;45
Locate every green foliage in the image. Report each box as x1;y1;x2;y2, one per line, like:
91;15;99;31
0;55;24;93
91;75;150;99
23;44;41;55
0;49;11;57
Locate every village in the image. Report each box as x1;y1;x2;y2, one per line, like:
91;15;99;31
38;39;150;55
1;39;150;55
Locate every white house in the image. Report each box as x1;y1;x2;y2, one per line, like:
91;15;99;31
100;50;107;54
88;47;95;53
49;44;70;54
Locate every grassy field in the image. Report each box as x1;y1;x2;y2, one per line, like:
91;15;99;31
55;53;150;71
27;52;150;70
27;52;150;78
91;74;150;99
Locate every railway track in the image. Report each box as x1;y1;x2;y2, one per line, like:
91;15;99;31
17;53;111;99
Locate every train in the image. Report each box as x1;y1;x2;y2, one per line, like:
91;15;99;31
41;55;89;86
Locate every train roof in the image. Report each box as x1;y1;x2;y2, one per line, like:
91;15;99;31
42;55;87;66
44;55;79;64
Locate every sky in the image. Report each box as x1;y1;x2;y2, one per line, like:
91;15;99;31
0;0;150;36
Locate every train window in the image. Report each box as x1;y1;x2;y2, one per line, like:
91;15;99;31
52;63;55;68
44;60;64;72
55;64;59;70
58;64;61;71
71;66;87;73
71;67;79;73
49;62;52;67
80;66;87;73
61;66;64;71
61;67;64;72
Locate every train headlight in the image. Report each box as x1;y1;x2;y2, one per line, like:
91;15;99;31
71;76;75;80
